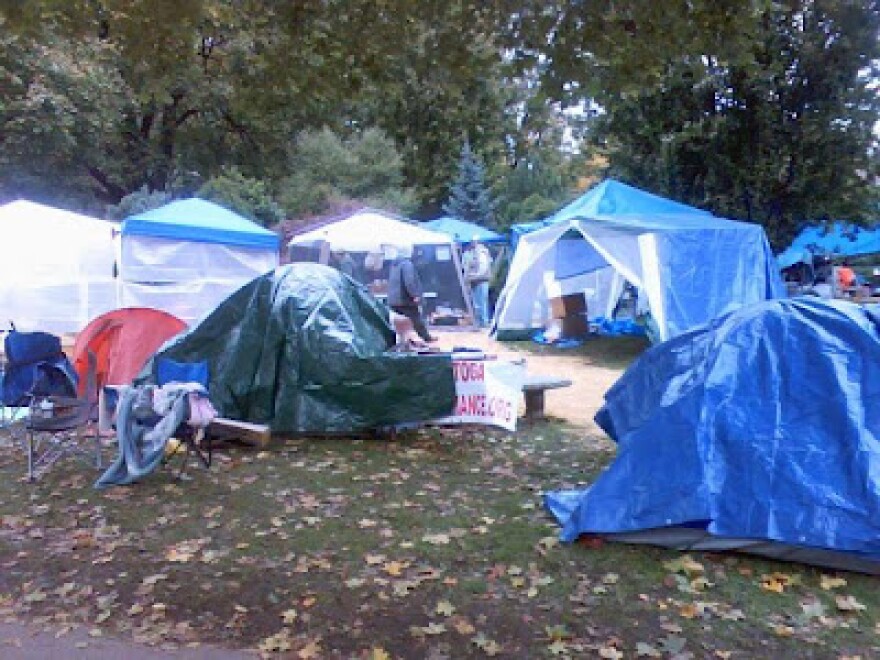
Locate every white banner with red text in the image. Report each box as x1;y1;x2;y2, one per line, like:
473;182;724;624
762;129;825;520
434;359;525;431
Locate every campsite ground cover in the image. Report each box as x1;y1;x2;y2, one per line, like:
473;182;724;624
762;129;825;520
0;336;877;658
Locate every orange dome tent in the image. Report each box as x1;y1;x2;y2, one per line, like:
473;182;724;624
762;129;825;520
72;308;187;395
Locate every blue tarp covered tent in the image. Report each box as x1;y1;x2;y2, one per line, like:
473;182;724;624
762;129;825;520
423;217;504;244
119;199;280;325
776;222;880;270
546;297;880;574
493;180;784;342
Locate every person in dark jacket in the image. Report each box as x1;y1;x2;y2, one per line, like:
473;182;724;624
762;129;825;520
331;248;356;279
386;244;435;343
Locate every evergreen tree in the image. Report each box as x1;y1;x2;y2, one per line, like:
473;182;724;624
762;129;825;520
443;141;497;227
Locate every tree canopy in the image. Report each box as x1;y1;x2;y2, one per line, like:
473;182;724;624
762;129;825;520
0;1;877;245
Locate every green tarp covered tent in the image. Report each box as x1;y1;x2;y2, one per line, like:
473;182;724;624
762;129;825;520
147;264;455;434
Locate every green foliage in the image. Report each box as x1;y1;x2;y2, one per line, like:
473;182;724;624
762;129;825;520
278;128;416;218
198;167;285;227
106;186;172;221
0;23;133;206
513;0;880;248
2;0;877;247
492;152;580;229
443;141;497;227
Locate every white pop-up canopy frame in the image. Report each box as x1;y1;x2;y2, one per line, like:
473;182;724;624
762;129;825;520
289;209;473;324
120;198;280;326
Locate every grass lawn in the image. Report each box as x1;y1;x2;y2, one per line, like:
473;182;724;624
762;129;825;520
0;416;876;658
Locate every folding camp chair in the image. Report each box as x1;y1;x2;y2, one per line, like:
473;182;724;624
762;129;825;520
24;351;102;481
2;325;77;446
155;358;214;477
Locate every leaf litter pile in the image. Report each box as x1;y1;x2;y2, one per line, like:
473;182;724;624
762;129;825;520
0;423;877;658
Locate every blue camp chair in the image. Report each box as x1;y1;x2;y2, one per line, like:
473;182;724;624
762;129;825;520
2;326;77;436
24;350;101;481
1;327;77;407
0;326;100;481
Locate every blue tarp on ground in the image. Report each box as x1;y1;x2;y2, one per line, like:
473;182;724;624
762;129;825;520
545;297;880;569
123;198;280;249
776;222;880;269
423;217;504;244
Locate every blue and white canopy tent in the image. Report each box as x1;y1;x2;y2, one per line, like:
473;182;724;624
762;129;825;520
422;216;504;244
120;198;280;325
493;180;784;342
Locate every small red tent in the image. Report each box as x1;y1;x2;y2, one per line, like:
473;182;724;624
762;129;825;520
72;308;187;395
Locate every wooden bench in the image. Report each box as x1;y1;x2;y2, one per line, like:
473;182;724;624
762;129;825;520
206;417;272;448
522;375;573;420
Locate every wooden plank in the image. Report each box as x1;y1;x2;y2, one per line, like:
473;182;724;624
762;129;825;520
522;376;573;391
207;417;271;448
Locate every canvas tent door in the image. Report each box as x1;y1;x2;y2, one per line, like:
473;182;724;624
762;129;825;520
494;222;656;339
120;199;279;326
0;201;117;334
288;210;474;325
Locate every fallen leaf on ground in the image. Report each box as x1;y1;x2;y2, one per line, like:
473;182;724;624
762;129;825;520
820;575;847;590
422;533;451;545
548;639;569;655
663;555;704;577
635;641;662;658
598;645;623;659
435;600;455;616
835;595;866;612
298;638;322;659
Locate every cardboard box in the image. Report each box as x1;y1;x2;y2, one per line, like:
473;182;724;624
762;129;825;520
550;293;587;319
561;315;589;338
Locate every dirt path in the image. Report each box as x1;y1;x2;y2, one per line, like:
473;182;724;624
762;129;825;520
432;329;630;435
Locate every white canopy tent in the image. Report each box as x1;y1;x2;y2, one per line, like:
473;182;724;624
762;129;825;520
0;200;117;333
120;199;280;326
288;209;473;323
289;210;458;251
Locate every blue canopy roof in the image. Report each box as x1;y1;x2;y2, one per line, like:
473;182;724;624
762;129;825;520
545;297;880;572
511;179;714;243
777;222;880;269
422;217;504;243
122;198;280;250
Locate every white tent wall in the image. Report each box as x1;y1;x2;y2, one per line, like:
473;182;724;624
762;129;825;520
493;224;566;331
120;234;277;283
0;201;117;334
119;234;278;326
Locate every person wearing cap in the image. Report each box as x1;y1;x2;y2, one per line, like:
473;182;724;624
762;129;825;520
387;243;435;343
462;236;493;328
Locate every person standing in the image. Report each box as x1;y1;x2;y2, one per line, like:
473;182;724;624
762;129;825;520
463;237;492;327
387;244;435;343
331;248;356;279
